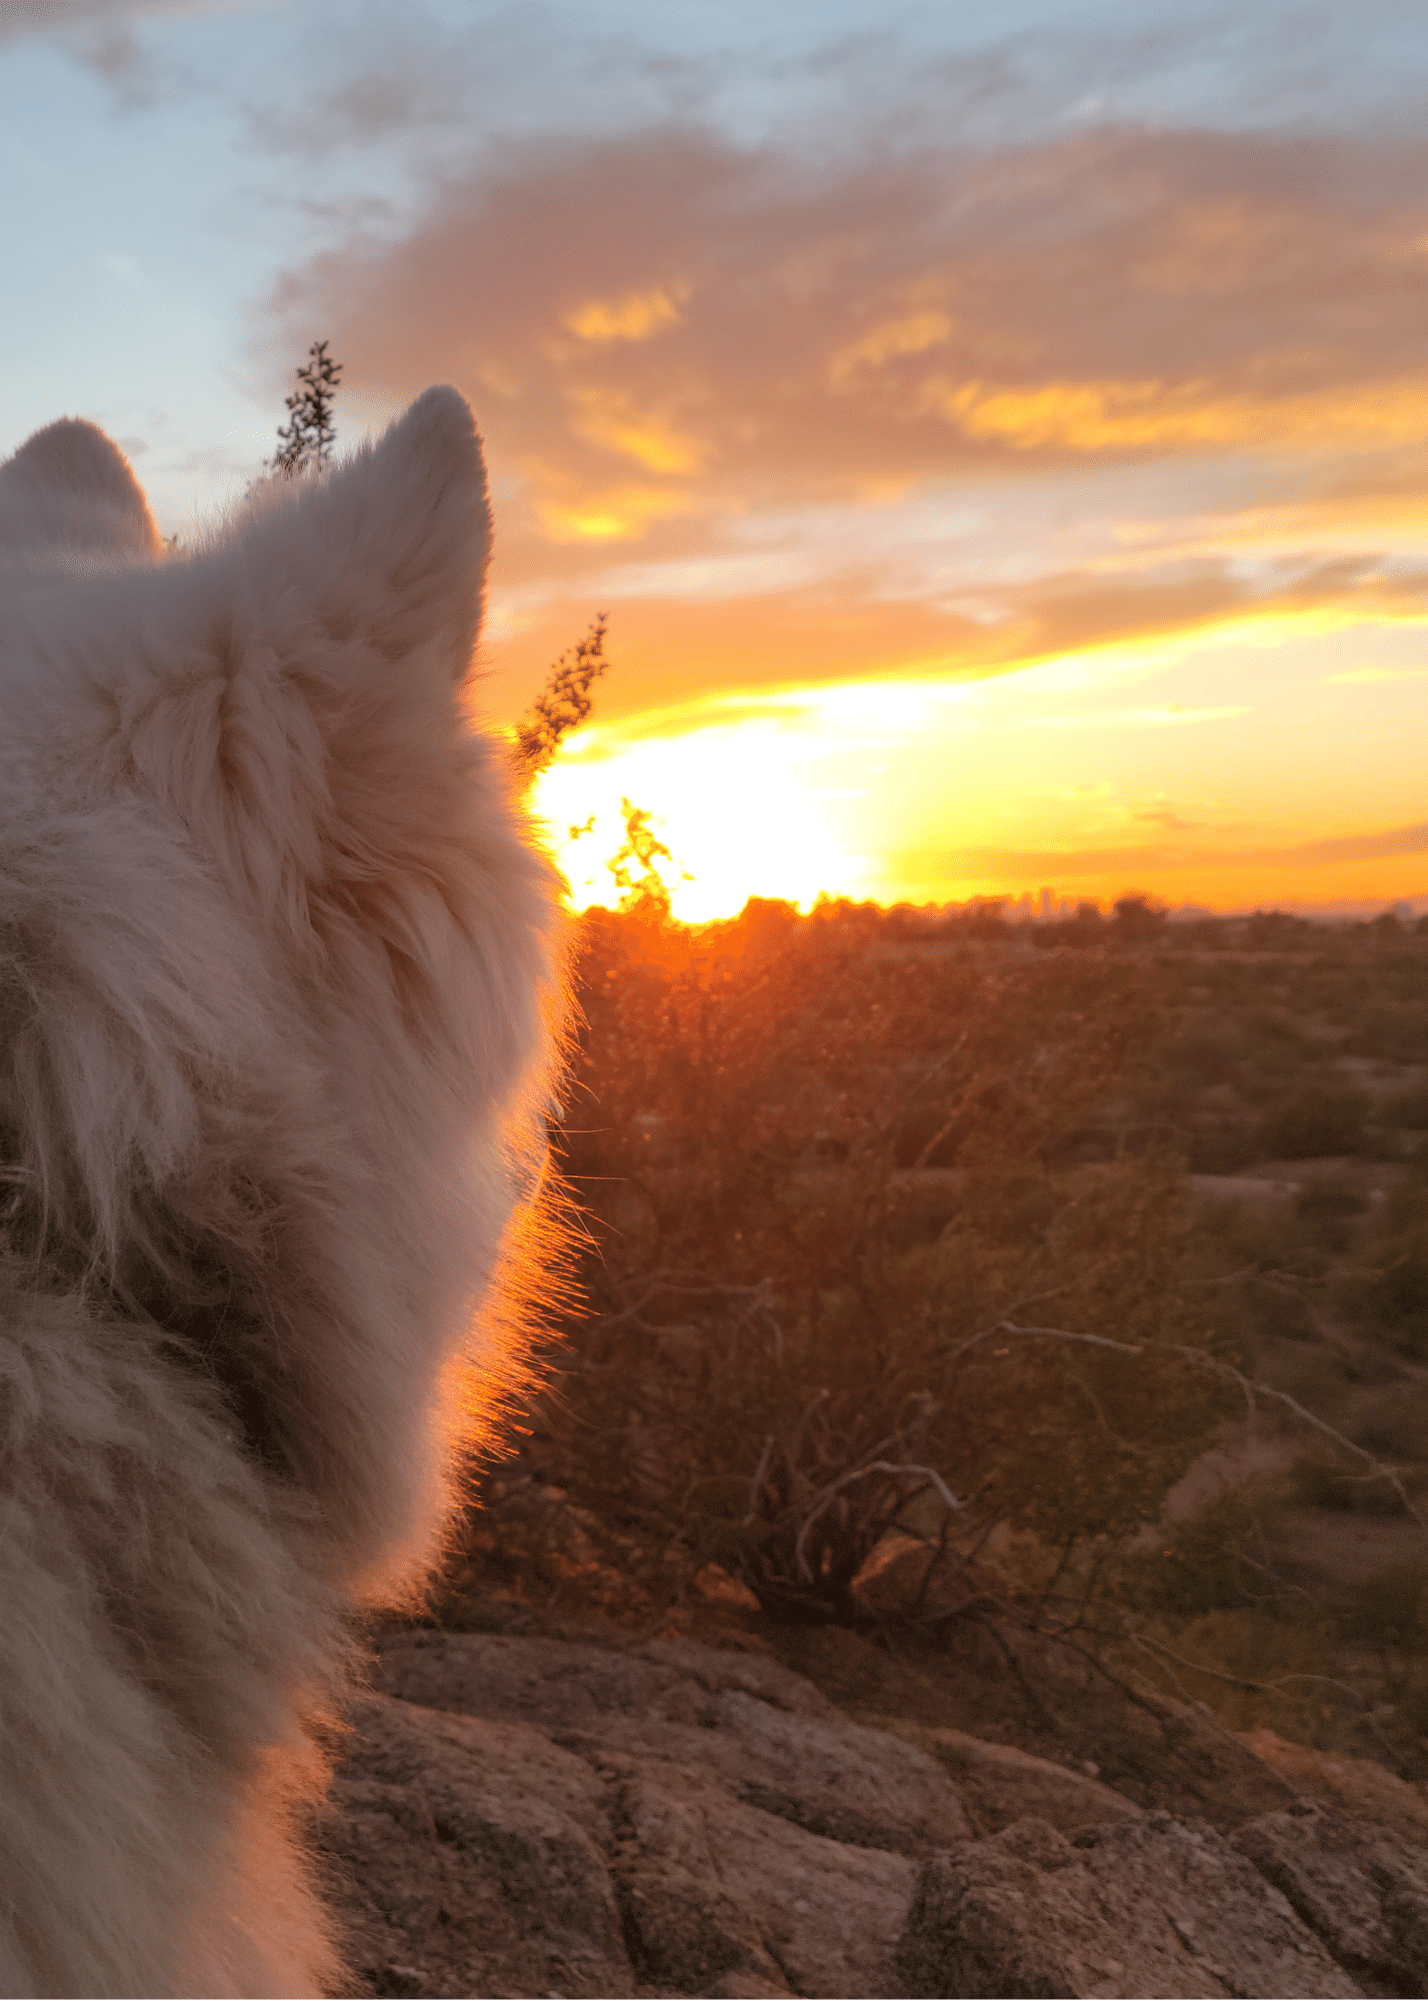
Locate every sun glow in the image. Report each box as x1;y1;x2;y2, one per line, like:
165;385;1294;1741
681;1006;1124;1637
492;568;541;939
532;706;881;921
537;483;697;541
569;387;703;474
524;610;1428;924
526;672;1011;921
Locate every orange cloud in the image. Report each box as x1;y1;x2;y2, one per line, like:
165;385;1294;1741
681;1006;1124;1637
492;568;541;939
269;122;1428;516
566;285;686;344
908;821;1428;882
260;115;1428;916
567;386;703;476
927;375;1428;454
473;549;1428;732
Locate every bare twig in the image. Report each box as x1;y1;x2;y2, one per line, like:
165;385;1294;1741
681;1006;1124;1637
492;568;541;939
971;1319;1428;1542
793;1461;964;1583
744;1435;775;1528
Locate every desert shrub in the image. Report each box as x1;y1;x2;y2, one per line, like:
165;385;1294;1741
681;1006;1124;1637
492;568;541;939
1128;1608;1334;1737
1339;1562;1428;1654
1239;1340;1354;1419
1245;912;1315;952
1180;1119;1260;1174
1241;1007;1311;1076
1182;1186;1343;1349
1293;1175;1369;1249
1341;1177;1428;1353
1109;894;1167;946
1344;1002;1428;1065
1289;1452;1411;1517
1259;1080;1370;1159
1244;1278;1321;1342
1351;1379;1428;1466
1382;1082;1428;1130
541;902;1233;1627
1125;1485;1294;1619
1337;1562;1428;1735
1186;1194;1293;1270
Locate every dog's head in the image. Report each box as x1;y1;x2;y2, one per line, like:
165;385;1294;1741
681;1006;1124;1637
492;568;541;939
0;392;562;1547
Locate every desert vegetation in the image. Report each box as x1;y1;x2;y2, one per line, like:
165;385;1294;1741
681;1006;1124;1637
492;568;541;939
429;889;1428;1787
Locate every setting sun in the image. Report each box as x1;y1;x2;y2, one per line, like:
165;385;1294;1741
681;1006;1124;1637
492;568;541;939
533;707;879;922
526;601;1428;921
11;1;1424;926
7;9;1428;1992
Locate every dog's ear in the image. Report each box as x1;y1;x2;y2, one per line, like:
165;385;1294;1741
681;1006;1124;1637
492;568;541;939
0;418;160;557
105;388;511;927
232;385;490;688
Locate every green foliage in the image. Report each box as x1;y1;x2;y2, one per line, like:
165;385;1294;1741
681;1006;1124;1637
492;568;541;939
1344;1001;1428;1065
604;798;689;920
1339;1561;1428;1652
425;902;1428;1775
1337;1562;1428;1735
272;339;342;475
1289;1452;1410;1517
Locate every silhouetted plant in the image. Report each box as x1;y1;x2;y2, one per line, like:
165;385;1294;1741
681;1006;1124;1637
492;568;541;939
513;614;610;775
605;798;690;921
272;339;342;476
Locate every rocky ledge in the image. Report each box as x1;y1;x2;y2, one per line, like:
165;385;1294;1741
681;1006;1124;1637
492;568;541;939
317;1629;1428;1999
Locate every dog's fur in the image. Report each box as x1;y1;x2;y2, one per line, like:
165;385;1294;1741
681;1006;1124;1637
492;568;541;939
0;390;562;1995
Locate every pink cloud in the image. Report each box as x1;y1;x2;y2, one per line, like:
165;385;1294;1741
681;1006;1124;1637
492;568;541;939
268;121;1428;519
261;117;1428;720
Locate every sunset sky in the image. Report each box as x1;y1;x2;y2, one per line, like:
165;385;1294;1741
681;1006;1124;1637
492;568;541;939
4;0;1426;920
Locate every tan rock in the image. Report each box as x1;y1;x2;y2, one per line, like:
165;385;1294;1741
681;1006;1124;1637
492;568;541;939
326;1688;926;1999
895;1814;1363;1999
865;1717;1144;1834
319;1695;634;1999
777;1621;1295;1829
1232;1803;1428;1996
1242;1726;1428;1845
332;1633;1416;1997
376;1630;970;1855
615;1763;916;1998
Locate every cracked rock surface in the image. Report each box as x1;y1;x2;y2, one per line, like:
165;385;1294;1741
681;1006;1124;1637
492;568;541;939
896;1814;1362;2000
319;1630;1428;1997
322;1695;634;2000
1231;1804;1428;1998
373;1629;970;1857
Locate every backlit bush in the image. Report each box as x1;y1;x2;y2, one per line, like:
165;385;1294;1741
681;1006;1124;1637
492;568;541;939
542;901;1232;1625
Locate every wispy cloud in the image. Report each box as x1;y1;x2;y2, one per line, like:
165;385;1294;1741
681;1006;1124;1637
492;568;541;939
901;821;1428;883
15;0;1418;915
1326;665;1428;683
1;1;265;52
257;111;1428;732
270;119;1428;510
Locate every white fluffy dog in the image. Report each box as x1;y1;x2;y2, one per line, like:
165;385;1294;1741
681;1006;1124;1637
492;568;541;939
0;391;562;1995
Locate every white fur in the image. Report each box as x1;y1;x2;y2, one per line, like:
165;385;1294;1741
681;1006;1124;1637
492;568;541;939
0;393;563;1994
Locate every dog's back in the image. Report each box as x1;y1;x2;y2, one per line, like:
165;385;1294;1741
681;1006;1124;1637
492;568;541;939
0;392;561;1994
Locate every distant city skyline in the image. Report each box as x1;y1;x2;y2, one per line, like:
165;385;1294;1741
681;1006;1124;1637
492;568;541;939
5;0;1427;918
